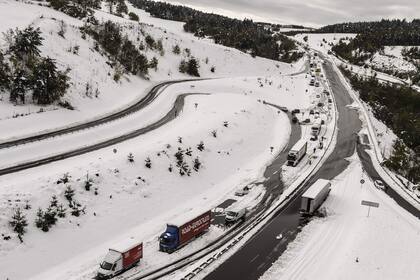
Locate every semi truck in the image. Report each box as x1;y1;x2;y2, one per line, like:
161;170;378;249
225;206;246;224
97;240;143;279
300;179;331;215
311;120;322;136
287;140;307;167
159;210;211;253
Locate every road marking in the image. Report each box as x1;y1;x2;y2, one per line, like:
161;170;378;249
250;254;259;263
273;170;278;175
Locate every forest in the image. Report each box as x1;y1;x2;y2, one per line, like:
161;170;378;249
340;66;420;183
128;0;303;62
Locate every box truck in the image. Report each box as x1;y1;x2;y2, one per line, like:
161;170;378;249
97;241;143;279
300;179;331;215
159;210;211;253
225;206;246;224
287;140;307;167
311;120;322;136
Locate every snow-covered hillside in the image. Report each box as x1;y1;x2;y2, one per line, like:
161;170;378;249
0;0;303;141
0;1;314;279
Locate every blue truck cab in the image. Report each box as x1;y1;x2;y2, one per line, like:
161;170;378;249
159;225;179;253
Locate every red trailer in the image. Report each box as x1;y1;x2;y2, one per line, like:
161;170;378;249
160;210;212;253
97;240;143;279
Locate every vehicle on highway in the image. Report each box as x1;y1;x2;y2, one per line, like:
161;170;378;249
97;241;143;279
300;179;331;215
159;211;211;253
235;186;250;196
225;206;247;224
311;120;322;136
374;179;385;190
287;140;307;167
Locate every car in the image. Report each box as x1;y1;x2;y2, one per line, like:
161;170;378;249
317;102;324;107
310;135;318;141
316;94;321;98
278;106;288;113
328;98;332;103
309;110;314;115
292;116;299;123
374;180;385;190
315;81;320;87
303;118;311;124
292;109;301;114
235;186;250;196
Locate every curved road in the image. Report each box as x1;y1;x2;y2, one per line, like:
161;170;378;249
0;79;198;149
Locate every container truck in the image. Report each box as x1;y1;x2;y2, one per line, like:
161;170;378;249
311;120;322;136
300;179;331;215
287;140;307;167
225;206;246;224
97;240;143;279
159;210;211;253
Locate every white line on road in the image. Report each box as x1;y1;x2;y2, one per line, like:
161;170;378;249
250;254;259;263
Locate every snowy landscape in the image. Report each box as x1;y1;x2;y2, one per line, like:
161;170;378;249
0;1;419;280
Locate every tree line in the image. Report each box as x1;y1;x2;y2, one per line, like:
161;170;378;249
340;66;420;183
128;0;302;62
329;19;420;64
0;26;69;105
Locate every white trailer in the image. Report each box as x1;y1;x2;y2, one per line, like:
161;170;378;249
287;140;307;167
311;120;322;136
300;179;331;215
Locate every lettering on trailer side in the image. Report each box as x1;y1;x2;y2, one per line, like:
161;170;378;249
181;214;210;235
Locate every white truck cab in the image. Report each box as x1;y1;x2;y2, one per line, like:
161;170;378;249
225;206;246;223
98;250;123;278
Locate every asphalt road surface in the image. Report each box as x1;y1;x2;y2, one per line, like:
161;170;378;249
0;79;196;149
0;93;205;176
205;59;363;280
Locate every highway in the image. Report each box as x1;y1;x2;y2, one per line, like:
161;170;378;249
204;58;419;280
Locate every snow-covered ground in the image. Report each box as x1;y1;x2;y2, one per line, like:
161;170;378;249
0;0;303;141
260;154;420;280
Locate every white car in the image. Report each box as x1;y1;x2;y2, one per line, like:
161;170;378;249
235;186;250;196
374;180;385;190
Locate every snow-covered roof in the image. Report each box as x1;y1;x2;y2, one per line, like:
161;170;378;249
167;210;211;228
109;238;142;254
290;140;307;152
302;179;331;199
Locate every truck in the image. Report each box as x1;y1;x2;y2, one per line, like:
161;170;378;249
300;179;331;215
225;206;246;224
97;240;143;279
159;210;211;253
311;120;322;136
287;140;307;167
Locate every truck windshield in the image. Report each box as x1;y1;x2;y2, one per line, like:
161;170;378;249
100;261;113;271
160;235;175;245
226;211;237;217
287;154;296;161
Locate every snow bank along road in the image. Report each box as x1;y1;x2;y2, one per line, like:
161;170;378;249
0;79;198;149
204;57;419;280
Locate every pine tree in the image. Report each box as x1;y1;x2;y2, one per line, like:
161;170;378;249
49;195;59;208
57;204;66;218
193;157;201;171
145;157;152;168
35;208;49;232
31;57;69;105
8;26;43;60
197;141;205;151
9;208;28;237
128;153;135;163
0;51;10;92
186;58;200;77
64;186;75;202
172;44;181;55
9;69;27;104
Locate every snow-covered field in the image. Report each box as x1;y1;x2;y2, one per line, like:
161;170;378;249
260;154;420;280
0;0;302;141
